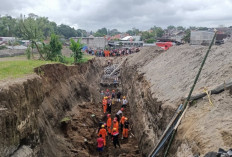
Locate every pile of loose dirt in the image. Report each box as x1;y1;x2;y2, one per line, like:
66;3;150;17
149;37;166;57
175;90;232;156
124;42;232;156
139;43;232;107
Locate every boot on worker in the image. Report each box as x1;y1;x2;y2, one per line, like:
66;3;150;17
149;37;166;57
107;114;112;135
123;118;129;139
98;125;107;146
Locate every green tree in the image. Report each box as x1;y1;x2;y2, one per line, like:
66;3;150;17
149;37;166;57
182;29;191;43
126;30;134;35
94;27;108;37
46;33;62;60
167;25;175;30
177;26;185;31
0;15;18;37
126;28;140;36
108;29;120;36
58;24;76;39
150;26;164;38
70;38;83;63
18;14;45;59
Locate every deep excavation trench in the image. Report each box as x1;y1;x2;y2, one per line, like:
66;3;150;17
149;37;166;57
0;52;178;157
0;57;152;157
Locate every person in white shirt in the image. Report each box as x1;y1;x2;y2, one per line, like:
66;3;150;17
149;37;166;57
122;96;128;108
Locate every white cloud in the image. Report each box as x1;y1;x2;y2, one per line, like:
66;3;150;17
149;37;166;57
0;0;232;31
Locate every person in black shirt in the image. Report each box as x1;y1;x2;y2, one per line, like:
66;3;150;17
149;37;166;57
112;128;120;148
116;90;121;102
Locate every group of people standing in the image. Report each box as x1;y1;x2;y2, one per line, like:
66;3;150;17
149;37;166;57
86;47;140;57
97;89;130;153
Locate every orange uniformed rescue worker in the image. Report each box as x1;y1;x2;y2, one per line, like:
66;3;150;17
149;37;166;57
120;116;126;133
98;125;107;146
102;97;108;114
123;118;129;139
107;114;112;134
113;119;119;133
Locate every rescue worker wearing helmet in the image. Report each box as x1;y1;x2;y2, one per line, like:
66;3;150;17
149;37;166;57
107;114;112;135
113;119;119;133
102;97;108;114
122;96;128;108
112;128;120;148
98;125;107;146
123;118;129;139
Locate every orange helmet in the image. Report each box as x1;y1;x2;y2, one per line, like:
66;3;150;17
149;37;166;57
113;128;117;131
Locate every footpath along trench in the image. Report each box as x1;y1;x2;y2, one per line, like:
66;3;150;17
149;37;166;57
64;59;141;157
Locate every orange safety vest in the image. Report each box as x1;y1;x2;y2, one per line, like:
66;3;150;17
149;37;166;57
107;117;112;133
120;116;126;125
113;121;119;132
98;128;107;146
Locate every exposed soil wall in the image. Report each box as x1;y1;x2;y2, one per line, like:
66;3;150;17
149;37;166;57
0;58;105;157
120;43;232;156
119;47;176;156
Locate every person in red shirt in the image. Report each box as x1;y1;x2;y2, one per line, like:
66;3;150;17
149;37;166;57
97;134;104;152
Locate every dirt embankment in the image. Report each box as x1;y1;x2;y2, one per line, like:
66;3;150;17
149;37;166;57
0;58;105;157
120;43;232;156
120;47;175;156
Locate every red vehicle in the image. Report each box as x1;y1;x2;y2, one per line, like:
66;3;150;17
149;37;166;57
156;42;173;50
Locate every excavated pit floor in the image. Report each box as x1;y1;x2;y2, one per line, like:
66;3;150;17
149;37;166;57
59;62;141;157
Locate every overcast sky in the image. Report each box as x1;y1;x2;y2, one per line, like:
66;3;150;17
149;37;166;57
0;0;232;31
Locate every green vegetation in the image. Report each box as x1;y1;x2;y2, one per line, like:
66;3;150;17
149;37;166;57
58;54;94;64
60;117;71;123
70;39;84;63
0;45;7;50
182;29;191;43
0;60;54;80
0;53;93;80
0;14;87;39
44;33;62;61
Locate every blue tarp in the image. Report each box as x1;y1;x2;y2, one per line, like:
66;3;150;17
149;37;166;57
82;46;88;51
